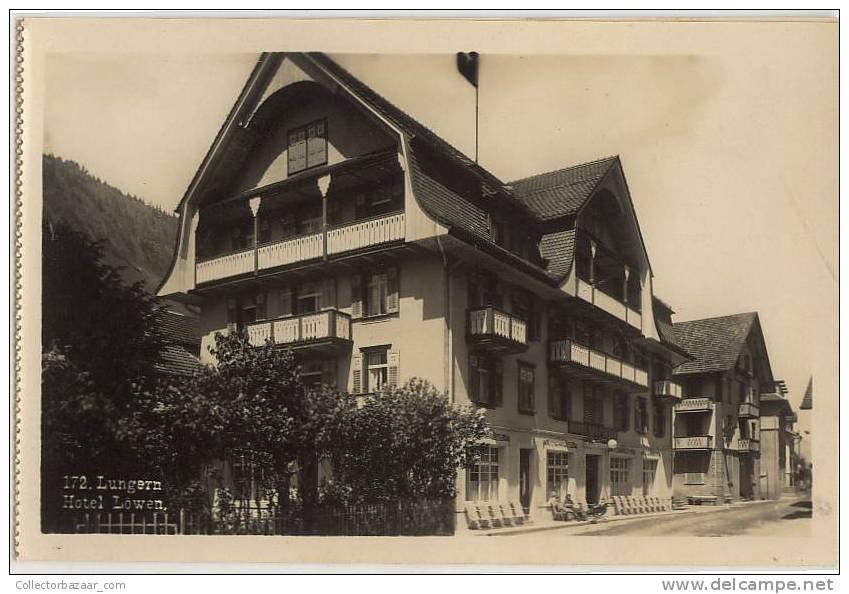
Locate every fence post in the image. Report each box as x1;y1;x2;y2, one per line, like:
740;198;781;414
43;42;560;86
179;508;186;535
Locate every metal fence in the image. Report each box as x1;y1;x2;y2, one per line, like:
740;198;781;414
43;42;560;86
70;500;455;536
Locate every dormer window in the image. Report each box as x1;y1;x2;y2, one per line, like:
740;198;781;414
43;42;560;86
288;119;327;175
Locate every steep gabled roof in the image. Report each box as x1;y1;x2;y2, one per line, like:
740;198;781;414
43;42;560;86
306;53;537;219
508;156;618;221
158;310;201;348
672;312;758;375
760;392;795;418
155;310;202;376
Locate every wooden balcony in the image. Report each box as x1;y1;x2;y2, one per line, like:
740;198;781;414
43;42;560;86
327;212;405;255
674;398;714;414
734;438;760;453
466;306;528;354
567;420;618;442
738;402;760;418
245;309;352;355
257;232;323;271
654;379;684;402
195;212;405;285
575;278;642;333
549;339;649;390
196;248;254;285
673;436;713;450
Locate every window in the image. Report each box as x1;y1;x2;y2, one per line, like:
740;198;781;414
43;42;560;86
469;354;502;407
288;119;327;175
653;403;666;438
231;449;270;503
296;283;321;314
367;272;389;317
548;373;571;420
613;392;630;432
366;350;388;393
546;451;569;499
635;397;649;434
610;456;632;497
642;459;658;496
300;359;336;390
466;446;500;501
518;362;535;414
352;269;398;319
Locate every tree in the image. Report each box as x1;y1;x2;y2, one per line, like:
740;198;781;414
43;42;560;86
320;379;490;505
41;224;164;531
123;332;347;521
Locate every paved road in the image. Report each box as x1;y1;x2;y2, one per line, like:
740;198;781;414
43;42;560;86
508;496;811;537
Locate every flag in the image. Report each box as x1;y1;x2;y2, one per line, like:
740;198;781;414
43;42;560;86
456;52;479;87
800;376;813;410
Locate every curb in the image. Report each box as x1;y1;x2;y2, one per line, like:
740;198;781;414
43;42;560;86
472;498;782;537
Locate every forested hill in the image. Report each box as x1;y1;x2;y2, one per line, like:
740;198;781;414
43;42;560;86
42;154;179;292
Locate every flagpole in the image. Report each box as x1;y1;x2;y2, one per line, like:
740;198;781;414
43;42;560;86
475;83;479;163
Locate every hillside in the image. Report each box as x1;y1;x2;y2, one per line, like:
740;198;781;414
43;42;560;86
42;154;178;292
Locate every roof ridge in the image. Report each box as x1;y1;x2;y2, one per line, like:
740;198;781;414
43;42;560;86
507;155;619;186
673;311;758;326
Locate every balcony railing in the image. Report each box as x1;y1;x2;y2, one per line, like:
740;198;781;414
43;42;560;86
257;232;323;271
654;379;684;402
196;248;255;285
327;212;405;255
673;436;713;450
549;339;649;389
467;306;528;354
575;278;642;332
738;402;760;418
735;438;760;453
245;309;352;351
674;398;714;413
195;212;405;285
568;420;618;442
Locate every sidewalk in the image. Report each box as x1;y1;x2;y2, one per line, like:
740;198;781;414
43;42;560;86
466;498;777;537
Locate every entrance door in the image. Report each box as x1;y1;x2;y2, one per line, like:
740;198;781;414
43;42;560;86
519;449;533;513
586;454;600;504
740;456;753;500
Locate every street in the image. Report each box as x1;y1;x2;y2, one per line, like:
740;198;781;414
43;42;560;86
502;496;812;537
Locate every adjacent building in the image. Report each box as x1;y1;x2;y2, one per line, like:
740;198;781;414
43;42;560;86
158;52;693;526
670;313;776;502
759;390;799;499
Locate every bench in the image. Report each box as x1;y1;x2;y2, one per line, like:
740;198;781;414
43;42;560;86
612;495;673;516
687;495;719;506
465;501;532;530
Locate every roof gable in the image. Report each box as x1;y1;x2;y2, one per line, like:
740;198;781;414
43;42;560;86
673;312;762;375
508;156;618;221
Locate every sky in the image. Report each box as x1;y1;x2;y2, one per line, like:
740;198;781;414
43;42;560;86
45;49;835;450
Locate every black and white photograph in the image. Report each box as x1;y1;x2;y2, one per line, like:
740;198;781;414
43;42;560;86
13;15;837;570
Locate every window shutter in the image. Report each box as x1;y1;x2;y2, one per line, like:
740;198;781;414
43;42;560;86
386;267;399;313
388;351;400;387
493;360;503;406
321;278;336;310
279;288;293;317
548;374;561;420
226;298;238;334
288;129;307;174
469;355;480;403
255;292;267;320
306;122;327;169
352;353;363;394
351;274;363;319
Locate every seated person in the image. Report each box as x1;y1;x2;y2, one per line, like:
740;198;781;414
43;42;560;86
547;490;568;521
563;494;587;521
